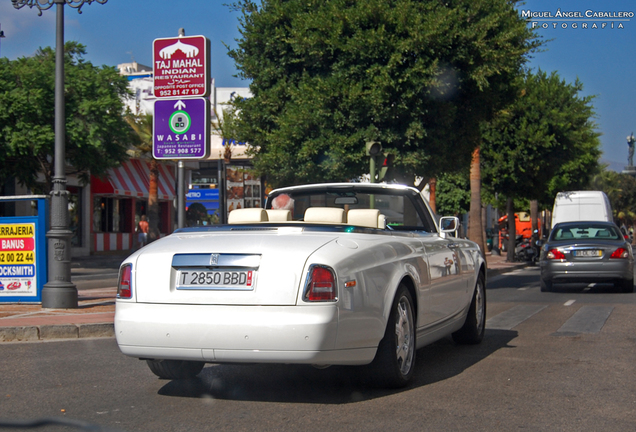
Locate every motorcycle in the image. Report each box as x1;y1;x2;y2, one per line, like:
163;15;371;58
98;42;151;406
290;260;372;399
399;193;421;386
514;235;537;263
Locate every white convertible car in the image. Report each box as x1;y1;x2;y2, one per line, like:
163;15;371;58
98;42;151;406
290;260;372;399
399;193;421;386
115;183;486;388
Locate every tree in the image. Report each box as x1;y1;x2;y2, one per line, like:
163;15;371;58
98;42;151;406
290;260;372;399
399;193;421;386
436;171;470;218
227;0;539;189
482;70;601;259
591;167;636;244
0;42;133;192
613;174;636;245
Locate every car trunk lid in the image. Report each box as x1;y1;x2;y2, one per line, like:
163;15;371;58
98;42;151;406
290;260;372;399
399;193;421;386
133;228;337;306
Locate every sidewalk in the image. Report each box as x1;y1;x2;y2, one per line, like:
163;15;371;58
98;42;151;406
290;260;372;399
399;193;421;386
0;252;529;343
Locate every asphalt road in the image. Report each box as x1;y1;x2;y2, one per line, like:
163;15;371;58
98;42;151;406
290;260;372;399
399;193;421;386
1;267;635;432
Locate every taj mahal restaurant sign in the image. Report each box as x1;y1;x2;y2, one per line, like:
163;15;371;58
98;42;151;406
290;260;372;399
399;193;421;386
153;35;210;98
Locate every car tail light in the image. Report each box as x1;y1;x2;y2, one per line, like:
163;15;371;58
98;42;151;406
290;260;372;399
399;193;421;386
610;248;629;259
546;249;566;260
117;264;133;299
303;265;337;302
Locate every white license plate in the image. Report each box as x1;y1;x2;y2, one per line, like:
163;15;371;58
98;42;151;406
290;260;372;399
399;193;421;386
177;270;255;290
574;250;602;257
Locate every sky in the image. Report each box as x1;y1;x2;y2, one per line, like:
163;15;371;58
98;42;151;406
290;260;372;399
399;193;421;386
0;0;634;173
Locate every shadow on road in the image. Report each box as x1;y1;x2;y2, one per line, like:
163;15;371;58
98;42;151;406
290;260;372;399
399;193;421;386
156;329;517;404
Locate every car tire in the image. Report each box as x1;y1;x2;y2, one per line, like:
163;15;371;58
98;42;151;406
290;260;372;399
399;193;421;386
367;285;416;388
620;278;634;293
452;274;486;345
540;278;552;292
146;359;205;380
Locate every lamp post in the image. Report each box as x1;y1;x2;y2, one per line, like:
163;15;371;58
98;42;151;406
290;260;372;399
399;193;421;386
12;0;108;309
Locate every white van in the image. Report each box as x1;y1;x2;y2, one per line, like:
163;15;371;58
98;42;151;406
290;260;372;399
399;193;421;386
551;191;613;226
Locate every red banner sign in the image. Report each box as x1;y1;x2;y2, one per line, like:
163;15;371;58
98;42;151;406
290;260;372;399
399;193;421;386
153;35;210;98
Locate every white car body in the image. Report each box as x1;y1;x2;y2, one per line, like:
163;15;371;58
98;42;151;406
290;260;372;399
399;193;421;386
115;183;486;386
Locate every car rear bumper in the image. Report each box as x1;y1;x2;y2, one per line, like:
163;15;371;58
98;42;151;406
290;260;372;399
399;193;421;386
540;260;633;283
115;302;377;366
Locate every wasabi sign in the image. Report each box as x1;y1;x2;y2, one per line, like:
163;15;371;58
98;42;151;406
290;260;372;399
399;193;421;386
0;223;37;297
153;98;210;159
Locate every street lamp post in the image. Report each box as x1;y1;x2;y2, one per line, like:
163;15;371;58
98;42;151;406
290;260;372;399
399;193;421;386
12;0;108;309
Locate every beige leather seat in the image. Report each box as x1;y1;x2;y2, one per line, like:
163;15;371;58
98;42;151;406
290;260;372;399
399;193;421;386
347;209;382;228
304;207;346;224
266;209;292;221
228;208;268;224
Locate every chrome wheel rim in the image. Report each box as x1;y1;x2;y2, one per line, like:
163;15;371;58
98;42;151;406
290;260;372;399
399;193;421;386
395;296;415;376
475;281;485;332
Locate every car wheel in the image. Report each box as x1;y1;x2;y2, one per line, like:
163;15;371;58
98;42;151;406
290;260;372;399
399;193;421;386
620;278;634;293
452;274;486;345
367;285;416;388
146;359;205;380
540;278;552;292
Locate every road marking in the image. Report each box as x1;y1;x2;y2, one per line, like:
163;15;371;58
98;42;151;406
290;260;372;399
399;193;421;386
555;306;614;335
486;304;547;330
564;300;576;306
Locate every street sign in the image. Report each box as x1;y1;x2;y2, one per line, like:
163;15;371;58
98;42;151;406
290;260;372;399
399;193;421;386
153;35;210;98
153;98;210;159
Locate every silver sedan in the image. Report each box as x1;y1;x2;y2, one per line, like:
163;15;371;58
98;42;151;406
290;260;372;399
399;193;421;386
540;221;634;292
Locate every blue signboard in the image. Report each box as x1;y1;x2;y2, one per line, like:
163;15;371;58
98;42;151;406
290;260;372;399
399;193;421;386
0;197;48;303
187;189;220;214
186;189;219;200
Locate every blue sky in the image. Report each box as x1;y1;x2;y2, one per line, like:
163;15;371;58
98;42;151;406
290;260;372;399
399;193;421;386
1;0;634;172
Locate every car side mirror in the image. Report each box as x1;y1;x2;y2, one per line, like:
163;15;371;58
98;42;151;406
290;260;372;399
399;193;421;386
440;216;459;233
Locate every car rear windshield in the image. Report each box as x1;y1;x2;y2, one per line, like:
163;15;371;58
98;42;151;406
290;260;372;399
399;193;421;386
551;224;622;241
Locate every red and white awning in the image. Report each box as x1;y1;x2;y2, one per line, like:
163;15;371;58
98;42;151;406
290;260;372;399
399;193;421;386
92;159;176;201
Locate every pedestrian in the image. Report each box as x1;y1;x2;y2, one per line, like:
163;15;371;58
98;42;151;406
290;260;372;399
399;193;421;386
271;193;294;211
137;215;149;248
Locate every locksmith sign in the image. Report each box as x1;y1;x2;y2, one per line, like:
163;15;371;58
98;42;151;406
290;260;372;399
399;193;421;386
0;223;37;297
153;35;210;98
153;98;210;159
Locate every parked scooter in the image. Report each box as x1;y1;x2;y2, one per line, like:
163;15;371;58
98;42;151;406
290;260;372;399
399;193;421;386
514;235;537;263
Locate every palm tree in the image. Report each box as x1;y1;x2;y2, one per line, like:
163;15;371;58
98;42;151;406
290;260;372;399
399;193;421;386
468;147;487;257
125;113;161;243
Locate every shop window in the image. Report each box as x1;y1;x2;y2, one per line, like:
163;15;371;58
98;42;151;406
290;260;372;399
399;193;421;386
93;197;131;233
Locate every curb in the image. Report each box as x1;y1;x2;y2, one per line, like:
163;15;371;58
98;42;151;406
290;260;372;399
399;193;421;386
487;262;532;278
0;323;114;343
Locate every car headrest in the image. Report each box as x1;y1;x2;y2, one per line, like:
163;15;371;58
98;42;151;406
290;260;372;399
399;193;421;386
266;209;292;221
304;207;346;224
347;209;381;228
228;208;268;224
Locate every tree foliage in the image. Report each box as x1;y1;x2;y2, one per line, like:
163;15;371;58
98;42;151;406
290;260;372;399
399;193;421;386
481;70;601;208
590;166;636;227
436;171;470;217
227;0;539;188
0;42;134;192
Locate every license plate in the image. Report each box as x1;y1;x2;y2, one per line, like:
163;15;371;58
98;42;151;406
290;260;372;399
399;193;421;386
573;249;602;257
177;269;255;290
